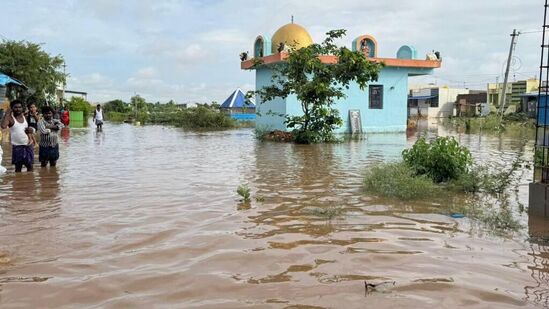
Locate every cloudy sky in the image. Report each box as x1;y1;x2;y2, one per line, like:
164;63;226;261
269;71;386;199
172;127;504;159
0;0;544;103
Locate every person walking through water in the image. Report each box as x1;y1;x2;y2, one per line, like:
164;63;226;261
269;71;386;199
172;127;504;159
93;104;104;131
0;100;35;172
37;106;64;167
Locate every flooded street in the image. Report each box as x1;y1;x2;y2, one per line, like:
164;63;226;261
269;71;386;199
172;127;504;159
0;122;548;308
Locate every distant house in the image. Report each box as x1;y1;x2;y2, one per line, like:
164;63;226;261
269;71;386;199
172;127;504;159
241;22;441;133
487;78;539;109
408;86;468;118
456;92;488;117
519;92;540;118
220;88;256;120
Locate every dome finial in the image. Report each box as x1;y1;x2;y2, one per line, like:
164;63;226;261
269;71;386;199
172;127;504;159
291;15;294;24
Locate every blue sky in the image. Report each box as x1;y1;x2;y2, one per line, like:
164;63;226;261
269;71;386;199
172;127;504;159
0;0;543;103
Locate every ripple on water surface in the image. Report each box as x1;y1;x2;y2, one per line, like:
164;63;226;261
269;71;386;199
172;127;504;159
0;123;547;308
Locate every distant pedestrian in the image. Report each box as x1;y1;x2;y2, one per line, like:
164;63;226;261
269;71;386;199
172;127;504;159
0;100;34;172
37;106;64;167
93;104;104;130
60;105;70;126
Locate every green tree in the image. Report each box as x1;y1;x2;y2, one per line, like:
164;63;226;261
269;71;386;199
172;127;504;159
0;40;66;103
253;30;383;144
66;97;93;119
103;99;129;113
131;94;147;111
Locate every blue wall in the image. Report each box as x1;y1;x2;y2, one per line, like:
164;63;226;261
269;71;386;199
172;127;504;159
255;66;433;133
255;67;287;131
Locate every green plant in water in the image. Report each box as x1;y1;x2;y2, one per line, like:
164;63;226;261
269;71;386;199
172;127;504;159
481;158;523;196
363;162;438;199
447;198;522;235
449;153;524;197
402;137;473;183
534;148;545;168
481;205;521;232
449;167;486;194
237;184;251;202
304;206;345;220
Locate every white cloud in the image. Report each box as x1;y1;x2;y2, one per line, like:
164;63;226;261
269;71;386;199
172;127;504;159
69;73;113;88
2;0;544;101
175;44;208;63
200;29;249;45
135;67;158;79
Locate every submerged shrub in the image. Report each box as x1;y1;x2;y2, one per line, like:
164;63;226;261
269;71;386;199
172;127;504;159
449;167;487;193
363;162;438;200
402;137;472;183
303;206;345;220
450;155;523;196
237;184;251;202
179;106;236;128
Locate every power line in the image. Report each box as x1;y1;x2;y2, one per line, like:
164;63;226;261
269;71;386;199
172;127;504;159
519;29;547;35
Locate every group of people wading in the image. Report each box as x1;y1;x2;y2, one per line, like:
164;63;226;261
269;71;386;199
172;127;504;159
0;101;104;173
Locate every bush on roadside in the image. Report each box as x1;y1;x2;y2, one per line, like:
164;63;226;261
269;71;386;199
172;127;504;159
105;105;237;129
177;105;236;128
402;137;472;183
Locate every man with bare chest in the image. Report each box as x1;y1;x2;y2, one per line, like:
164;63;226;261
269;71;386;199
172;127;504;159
0;100;35;172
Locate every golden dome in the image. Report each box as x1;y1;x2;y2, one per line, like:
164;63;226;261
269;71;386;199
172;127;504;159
271;23;313;54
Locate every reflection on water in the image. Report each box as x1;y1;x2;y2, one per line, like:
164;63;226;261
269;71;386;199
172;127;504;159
527;216;549;307
0;122;547;308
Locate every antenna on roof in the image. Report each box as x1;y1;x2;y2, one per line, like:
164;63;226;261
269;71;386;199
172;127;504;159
291;15;294;24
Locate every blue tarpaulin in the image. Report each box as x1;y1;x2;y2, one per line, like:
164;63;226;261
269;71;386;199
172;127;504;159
231;113;256;120
0;73;25;87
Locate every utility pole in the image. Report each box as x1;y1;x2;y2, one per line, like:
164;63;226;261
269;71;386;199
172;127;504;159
499;29;519;118
495;76;499;106
62;61;66;107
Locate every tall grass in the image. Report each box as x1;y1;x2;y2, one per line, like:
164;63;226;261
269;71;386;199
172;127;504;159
363;162;438;199
447;113;535;134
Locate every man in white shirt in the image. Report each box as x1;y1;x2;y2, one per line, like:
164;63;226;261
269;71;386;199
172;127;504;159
93;104;104;131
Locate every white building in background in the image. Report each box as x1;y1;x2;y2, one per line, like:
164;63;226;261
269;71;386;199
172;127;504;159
55;88;88;103
408;86;469;118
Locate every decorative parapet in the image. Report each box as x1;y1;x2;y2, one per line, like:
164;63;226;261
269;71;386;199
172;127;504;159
241;52;441;70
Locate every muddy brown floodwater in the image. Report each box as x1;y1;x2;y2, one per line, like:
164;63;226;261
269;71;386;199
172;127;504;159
0;123;548;308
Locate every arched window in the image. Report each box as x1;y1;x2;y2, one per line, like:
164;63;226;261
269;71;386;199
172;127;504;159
254;37;264;58
353;35;378;58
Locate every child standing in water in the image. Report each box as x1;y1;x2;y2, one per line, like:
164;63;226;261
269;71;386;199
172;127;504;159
26;102;38;146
